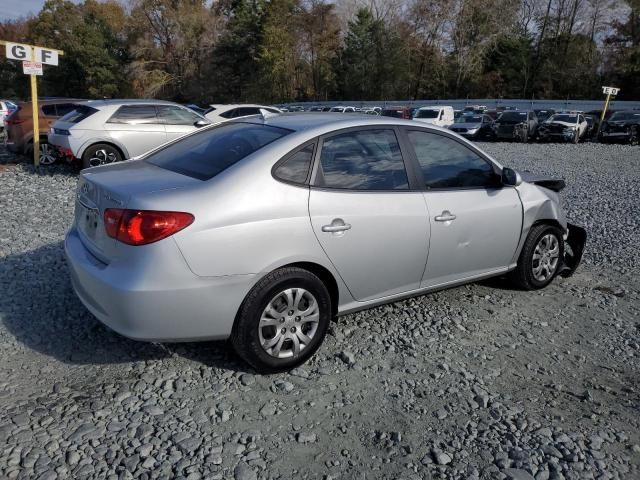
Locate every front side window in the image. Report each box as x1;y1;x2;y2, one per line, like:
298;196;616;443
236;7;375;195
157;105;203;125
146;123;291;180
108;105;159;125
316;129;408;190
407;130;499;189
274;144;314;184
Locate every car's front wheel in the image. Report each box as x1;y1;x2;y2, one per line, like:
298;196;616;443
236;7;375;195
82;143;123;169
231;267;332;373
511;224;564;290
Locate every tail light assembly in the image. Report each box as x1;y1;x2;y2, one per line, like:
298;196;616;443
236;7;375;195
104;209;194;246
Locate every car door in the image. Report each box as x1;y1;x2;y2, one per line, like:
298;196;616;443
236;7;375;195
402;128;522;288
157;105;204;141
105;105;167;158
308;127;430;301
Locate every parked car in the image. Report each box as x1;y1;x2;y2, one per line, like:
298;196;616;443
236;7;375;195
65;113;585;372
463;105;488;113
329;106;356;113
381;106;411;119
5;98;82;164
598;110;640;145
448;114;495;140
493;110;538;142
48;99;210;168
0;99;18;131
413;106;455;127
583;115;597;139
204;104;281;124
538;112;588;143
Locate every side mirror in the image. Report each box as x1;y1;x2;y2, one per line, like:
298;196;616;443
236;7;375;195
194;119;209;128
502;167;522;186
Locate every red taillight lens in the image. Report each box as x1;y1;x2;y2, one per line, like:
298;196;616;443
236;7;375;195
104;209;194;246
6;117;25;125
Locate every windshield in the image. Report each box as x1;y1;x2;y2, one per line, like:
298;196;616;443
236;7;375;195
549;114;578;123
498;112;527;122
459;115;482;123
146;123;291;180
610;111;640;121
415;109;439;119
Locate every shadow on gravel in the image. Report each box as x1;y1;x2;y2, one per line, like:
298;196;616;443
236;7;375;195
0;241;249;372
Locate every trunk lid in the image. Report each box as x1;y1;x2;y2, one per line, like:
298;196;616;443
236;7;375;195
75;160;201;263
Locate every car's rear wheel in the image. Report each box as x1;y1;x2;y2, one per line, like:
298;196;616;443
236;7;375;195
511;224;564;290
82;143;122;169
231;267;331;373
39;142;57;165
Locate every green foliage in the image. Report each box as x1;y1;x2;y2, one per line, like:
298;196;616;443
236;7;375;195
0;0;638;102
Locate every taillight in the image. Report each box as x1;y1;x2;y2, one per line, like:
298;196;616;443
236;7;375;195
103;209;194;246
5;117;25;125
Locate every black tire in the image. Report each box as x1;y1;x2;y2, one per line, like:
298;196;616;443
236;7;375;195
510;224;564;290
230;267;332;373
82;143;123;169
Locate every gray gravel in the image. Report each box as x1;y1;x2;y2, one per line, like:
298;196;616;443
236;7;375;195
1;142;639;479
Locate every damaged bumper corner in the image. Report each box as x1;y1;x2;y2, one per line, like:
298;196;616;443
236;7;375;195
559;223;587;278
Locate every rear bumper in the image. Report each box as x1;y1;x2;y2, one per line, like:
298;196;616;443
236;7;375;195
48;134;78;161
65;227;256;342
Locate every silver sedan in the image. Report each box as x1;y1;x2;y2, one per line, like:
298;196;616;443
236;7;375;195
65;113;586;372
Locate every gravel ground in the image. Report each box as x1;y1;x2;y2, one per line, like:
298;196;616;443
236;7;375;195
0;141;639;480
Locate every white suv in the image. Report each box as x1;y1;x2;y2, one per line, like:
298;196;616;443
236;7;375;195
0;100;18;131
204;104;281;124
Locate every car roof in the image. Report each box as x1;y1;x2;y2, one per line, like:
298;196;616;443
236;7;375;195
241;112;426;133
418;105;451;109
80;99;182;107
208;104;273;110
18;98;85;106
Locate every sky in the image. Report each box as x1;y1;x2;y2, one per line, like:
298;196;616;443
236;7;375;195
0;0;81;21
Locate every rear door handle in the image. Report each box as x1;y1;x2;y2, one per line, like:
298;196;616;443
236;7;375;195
322;219;352;233
434;210;456;222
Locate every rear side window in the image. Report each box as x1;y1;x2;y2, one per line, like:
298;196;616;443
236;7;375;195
41;105;57;116
146;123;291;180
316;129;408;190
108;105;159;124
59;105;98;123
274;144;314;184
407;130;499;189
55;103;77;117
220;109;237;119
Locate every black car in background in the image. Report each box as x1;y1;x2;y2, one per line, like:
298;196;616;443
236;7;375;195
493;110;539;142
598;111;640;145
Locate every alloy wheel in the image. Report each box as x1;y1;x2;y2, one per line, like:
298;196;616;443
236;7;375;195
39;143;57;165
258;288;320;359
89;148;118;167
532;233;560;282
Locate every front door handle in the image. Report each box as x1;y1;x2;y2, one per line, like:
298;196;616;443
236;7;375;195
322;219;352;233
434;210;456;222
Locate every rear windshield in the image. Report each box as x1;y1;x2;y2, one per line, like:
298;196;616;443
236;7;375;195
549;114;577;123
146;122;291;180
460;115;482;123
59;105;98;124
415;109;439;119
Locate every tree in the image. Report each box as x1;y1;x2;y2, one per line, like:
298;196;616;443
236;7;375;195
606;0;640;99
298;1;341;100
127;0;221;100
28;0;129;98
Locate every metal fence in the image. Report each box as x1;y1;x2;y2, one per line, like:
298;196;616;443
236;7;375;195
280;98;640;111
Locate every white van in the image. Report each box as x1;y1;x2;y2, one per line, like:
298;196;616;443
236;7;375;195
413;106;454;127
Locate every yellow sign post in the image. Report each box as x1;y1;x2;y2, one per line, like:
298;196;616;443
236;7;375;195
1;40;64;166
597;86;620;138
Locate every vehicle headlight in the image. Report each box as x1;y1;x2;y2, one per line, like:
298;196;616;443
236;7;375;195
563;127;576;134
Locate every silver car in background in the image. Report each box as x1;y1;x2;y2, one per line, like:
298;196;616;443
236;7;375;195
65;113;586;372
48;99;209;168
